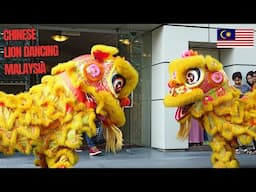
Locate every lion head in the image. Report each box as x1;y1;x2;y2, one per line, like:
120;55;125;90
50;44;139;152
163;50;229;138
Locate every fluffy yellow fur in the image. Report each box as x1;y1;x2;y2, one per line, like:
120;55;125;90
164;53;256;168
0;44;139;168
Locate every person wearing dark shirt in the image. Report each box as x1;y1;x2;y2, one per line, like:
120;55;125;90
232;72;250;94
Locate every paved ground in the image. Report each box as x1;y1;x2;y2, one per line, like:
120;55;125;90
0;147;256;168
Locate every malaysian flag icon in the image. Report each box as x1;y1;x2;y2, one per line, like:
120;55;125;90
217;28;254;48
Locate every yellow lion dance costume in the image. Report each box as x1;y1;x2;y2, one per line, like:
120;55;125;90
164;50;256;168
0;44;139;168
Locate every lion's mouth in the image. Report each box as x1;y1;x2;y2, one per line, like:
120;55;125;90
175;103;193;121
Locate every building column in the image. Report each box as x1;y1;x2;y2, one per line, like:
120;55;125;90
151;25;209;149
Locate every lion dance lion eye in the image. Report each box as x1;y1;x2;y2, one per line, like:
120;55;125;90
112;74;126;94
186;68;201;85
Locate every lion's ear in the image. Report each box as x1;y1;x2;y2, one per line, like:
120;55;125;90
91;44;119;62
205;55;223;71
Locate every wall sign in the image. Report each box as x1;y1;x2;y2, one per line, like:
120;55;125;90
2;28;59;75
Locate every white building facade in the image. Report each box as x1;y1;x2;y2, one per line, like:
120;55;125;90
151;24;256;150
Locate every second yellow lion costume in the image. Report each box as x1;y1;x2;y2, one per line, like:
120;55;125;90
164;50;256;168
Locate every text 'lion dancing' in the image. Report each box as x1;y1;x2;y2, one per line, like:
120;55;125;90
164;50;256;168
0;44;139;168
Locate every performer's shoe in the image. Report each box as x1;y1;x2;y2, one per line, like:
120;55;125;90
89;146;102;156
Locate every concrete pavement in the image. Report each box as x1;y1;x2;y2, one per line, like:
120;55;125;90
0;147;256;168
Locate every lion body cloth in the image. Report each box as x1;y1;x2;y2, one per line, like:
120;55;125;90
0;44;139;168
164;50;256;168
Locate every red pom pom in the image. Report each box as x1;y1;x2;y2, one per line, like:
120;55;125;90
120;97;131;107
181;50;198;58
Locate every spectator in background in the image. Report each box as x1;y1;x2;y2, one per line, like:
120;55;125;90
232;72;251;94
189;117;204;147
245;71;256;154
252;71;256;90
245;71;254;90
231;72;251;154
203;130;209;145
